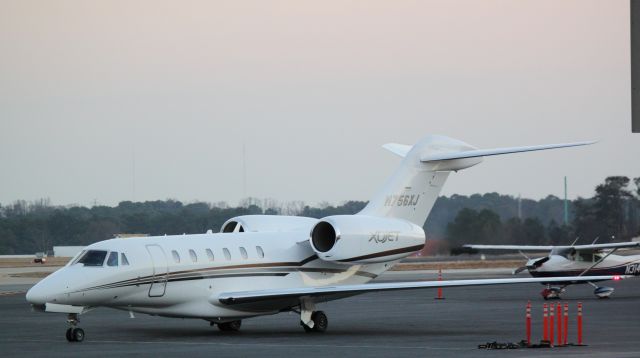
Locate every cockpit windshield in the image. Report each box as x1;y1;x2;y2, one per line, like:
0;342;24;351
77;250;108;266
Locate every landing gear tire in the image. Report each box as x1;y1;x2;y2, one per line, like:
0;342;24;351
72;328;85;342
541;287;563;300
301;311;328;333
218;320;242;332
66;327;85;342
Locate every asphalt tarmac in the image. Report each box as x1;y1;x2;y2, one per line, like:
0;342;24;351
1;270;639;357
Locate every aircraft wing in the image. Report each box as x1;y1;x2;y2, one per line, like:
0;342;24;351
464;242;640;253
218;275;622;306
464;244;554;251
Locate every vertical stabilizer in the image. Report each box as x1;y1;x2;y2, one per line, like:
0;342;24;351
359;135;479;226
359;135;593;227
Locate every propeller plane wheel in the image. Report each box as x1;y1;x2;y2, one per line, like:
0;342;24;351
541;287;563;300
301;311;328;333
594;286;614;299
218;320;242;332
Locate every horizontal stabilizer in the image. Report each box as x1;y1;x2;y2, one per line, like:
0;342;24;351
421;141;595;162
382;143;412;158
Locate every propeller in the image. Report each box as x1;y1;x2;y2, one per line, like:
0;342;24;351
512;256;550;275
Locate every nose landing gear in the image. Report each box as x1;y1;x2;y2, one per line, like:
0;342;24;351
65;313;85;342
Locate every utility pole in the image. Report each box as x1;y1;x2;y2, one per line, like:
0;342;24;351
242;143;247;199
132;146;136;202
632;0;640;132
517;194;522;219
564;176;568;225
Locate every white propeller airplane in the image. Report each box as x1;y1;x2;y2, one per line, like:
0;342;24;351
26;135;622;342
464;241;640;299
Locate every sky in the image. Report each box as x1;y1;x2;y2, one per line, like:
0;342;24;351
0;0;637;207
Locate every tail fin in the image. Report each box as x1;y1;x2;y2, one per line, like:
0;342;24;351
359;135;594;226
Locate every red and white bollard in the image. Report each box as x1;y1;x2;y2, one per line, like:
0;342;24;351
577;302;584;345
549;303;555;346
543;303;548;341
525;301;531;346
563;303;569;345
435;268;444;300
557;303;562;346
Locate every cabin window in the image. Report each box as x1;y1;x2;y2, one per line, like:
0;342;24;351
121;253;130;266
172;250;181;263
189;249;198;262
107;251;119;266
223;221;237;233
206;248;214;261
223;248;231;260
578;252;594;262
239;247;248;259
77;250;108;267
256;246;264;258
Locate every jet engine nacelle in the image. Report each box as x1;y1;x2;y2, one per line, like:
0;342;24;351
309;215;425;264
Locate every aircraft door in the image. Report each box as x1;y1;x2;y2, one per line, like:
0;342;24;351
146;245;168;297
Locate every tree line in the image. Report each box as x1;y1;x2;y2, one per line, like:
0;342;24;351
0;176;638;254
446;176;640;248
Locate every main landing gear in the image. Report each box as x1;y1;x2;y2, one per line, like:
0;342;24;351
298;299;328;333
217;320;242;332
541;286;564;300
65;313;85;342
301;311;328;333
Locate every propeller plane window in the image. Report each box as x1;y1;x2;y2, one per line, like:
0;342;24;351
107;252;119;267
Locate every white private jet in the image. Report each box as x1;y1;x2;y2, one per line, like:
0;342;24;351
26;135;621;342
464;241;640;299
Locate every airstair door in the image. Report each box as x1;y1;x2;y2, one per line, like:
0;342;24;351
146;245;168;297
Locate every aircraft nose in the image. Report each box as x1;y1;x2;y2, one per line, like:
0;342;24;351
26;282;47;305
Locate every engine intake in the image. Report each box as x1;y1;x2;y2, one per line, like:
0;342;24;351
310;221;337;252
